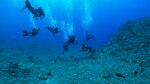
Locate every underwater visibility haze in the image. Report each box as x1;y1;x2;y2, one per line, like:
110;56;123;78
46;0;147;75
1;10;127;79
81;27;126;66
0;0;150;83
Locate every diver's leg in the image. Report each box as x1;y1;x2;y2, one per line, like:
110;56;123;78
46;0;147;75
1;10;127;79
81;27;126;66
25;0;35;14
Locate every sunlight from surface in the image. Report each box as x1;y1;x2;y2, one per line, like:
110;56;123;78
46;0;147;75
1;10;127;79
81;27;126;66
82;0;93;31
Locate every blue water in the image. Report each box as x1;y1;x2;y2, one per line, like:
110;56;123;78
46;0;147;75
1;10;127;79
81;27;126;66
1;0;150;83
0;0;150;55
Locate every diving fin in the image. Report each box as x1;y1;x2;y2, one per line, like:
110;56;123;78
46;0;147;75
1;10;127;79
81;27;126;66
19;6;27;12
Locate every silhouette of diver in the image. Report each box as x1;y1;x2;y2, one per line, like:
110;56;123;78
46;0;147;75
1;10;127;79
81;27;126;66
80;44;95;54
22;28;40;37
63;44;69;51
66;35;77;45
45;27;59;36
85;31;95;41
62;35;77;53
20;0;45;19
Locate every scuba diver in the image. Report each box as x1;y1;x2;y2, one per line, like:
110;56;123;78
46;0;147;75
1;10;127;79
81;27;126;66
85;31;95;41
20;0;45;19
62;44;69;54
34;7;45;19
66;35;77;45
80;44;95;54
22;28;40;37
62;35;77;53
63;44;69;51
45;27;59;36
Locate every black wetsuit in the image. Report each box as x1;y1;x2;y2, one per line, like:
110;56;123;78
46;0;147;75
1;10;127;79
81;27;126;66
25;0;36;14
45;27;59;36
20;0;45;19
22;28;40;37
66;36;77;45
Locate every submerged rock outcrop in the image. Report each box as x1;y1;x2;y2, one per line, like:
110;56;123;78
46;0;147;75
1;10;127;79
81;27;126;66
114;17;150;51
102;16;150;56
98;16;150;83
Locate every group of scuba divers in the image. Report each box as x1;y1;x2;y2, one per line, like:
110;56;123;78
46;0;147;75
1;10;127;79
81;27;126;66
20;0;95;54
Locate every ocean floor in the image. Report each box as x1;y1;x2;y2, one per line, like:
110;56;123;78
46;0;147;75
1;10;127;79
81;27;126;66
0;16;150;84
